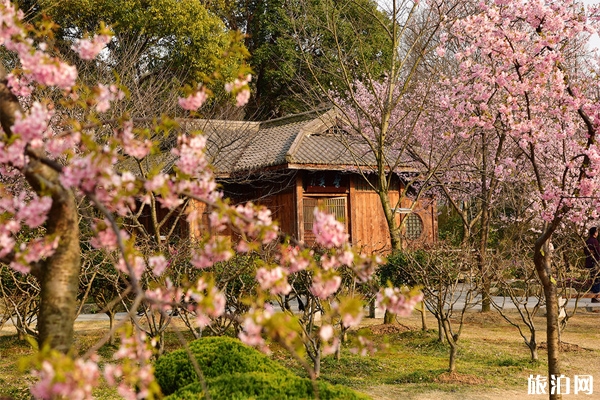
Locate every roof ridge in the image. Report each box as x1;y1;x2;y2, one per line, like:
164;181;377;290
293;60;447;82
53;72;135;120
259;107;331;128
286;109;338;163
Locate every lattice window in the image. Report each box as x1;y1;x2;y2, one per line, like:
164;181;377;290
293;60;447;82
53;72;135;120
405;213;423;240
303;197;347;244
303;198;318;234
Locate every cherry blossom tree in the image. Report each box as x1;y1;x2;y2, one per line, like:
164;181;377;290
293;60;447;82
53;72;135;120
439;1;600;397
287;0;468;252
0;0;422;397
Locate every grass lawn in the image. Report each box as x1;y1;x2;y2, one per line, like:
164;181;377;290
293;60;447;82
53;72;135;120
1;309;599;400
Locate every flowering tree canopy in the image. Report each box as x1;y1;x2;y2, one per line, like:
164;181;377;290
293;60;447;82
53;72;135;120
437;0;600;395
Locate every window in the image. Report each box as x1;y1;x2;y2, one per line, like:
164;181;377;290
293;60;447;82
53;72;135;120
303;197;347;245
404;213;423;240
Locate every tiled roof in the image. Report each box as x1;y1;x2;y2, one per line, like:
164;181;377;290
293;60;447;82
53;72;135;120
179;109;418;176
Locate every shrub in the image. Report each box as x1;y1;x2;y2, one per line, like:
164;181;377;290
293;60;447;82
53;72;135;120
154;336;293;395
166;372;371;400
155;336;371;399
378;250;427;287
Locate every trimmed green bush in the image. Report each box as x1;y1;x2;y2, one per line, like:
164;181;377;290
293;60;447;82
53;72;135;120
155;336;371;399
155;336;293;395
166;371;371;400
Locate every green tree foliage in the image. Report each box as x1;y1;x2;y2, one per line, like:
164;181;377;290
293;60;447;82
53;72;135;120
18;0;245;92
210;0;393;120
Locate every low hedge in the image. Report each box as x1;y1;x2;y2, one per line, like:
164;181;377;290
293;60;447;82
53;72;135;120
154;336;370;400
166;371;371;400
154;336;293;395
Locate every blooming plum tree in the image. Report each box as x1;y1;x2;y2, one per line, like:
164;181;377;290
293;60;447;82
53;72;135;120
439;0;600;397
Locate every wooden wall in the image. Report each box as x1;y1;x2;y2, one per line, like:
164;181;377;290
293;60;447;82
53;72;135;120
258;187;296;238
349;178;394;254
188;172;437;256
349;177;437;255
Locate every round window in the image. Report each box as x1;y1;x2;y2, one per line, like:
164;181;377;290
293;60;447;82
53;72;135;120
405;213;423;240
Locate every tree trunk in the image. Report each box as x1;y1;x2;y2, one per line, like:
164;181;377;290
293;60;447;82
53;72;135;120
448;342;457;373
383;310;395;324
368;299;376;318
420;301;428;331
479;130;493;313
534;238;561;400
377;186;402;251
108;311;115;345
479;249;491;313
528;341;538;362
0;67;81;354
36;190;81;353
313;351;321;378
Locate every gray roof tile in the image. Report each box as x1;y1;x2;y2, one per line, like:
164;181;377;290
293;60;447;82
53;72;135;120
177;109;418;176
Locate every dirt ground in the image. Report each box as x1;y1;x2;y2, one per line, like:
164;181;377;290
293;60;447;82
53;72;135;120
359;309;600;400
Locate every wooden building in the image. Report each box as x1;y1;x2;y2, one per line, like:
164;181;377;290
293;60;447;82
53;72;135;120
181;109;437;255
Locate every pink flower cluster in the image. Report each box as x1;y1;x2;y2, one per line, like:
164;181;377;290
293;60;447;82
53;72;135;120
319;324;340;356
233;202;279;243
104;332;156;400
310;272;342;299
376;287;423;317
30;356;100;400
72;33;111;60
0;0;78;91
96;83;124;112
256;266;291;295
178;85;208;111
185;277;226;328
312;208;349;248
116;121;151;158
225;74;252;106
239;306;273;354
191;237;233;269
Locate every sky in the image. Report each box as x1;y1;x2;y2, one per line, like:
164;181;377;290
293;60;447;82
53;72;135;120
584;0;600;50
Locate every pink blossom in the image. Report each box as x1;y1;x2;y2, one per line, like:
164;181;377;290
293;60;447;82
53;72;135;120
225;74;252;93
341;311;362;328
312;208;349;248
0;231;15;258
178;86;208;110
10;260;30;274
319;324;334;341
376;287;423;317
256;266;291;295
144;174;168;191
239;317;265;348
310;274;341;299
95;83;124;112
321;337;340;357
30;356;100;400
191;238;233;269
11;102;53;144
235;89;251;107
280;245;312;273
72;34;111;60
149;255;168;276
16;195;52;228
7;72;32;97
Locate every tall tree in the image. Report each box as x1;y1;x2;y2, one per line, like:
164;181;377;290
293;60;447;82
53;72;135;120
443;1;600;398
17;0;246;110
288;0;464;251
210;0;394;120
